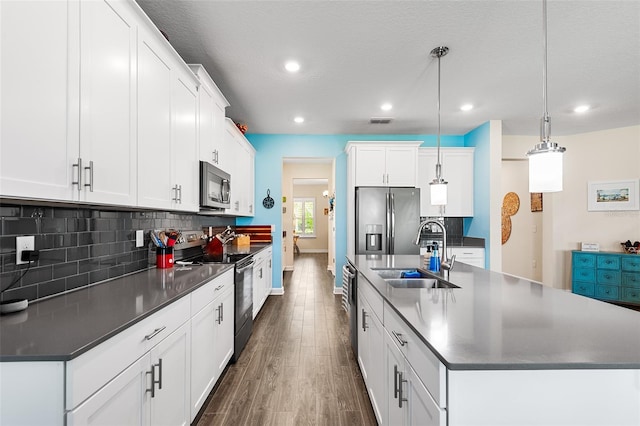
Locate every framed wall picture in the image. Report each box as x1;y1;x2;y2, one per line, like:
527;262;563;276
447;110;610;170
587;180;640;211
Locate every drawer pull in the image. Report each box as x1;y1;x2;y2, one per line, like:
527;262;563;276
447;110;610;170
215;285;224;291
392;330;407;346
144;326;166;341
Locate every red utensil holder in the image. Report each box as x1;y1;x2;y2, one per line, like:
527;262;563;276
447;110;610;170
156;247;174;269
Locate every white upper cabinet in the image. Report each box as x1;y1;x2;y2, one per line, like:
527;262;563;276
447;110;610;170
137;24;173;210
347;142;421;187
189;65;230;169
136;16;199;212
0;0;79;202
79;0;137;206
418;148;474;217
223;118;255;217
170;70;199;212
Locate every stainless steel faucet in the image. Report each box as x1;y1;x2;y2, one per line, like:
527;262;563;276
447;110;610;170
415;220;456;272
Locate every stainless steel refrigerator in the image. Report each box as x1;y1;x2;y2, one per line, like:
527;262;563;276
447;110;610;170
355;187;420;255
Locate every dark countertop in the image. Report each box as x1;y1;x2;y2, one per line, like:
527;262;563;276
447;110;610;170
349;254;640;370
0;262;235;362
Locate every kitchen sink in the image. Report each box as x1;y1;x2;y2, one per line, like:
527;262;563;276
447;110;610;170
371;268;460;289
373;268;425;279
385;278;459;289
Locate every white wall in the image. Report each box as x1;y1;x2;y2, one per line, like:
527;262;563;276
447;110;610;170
503;125;640;289
501;159;543;282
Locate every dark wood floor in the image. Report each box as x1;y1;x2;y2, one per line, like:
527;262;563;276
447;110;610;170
197;253;377;426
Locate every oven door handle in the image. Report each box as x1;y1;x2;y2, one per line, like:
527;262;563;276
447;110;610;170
236;260;255;273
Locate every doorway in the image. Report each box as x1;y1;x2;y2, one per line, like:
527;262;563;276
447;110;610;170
282;158;336;275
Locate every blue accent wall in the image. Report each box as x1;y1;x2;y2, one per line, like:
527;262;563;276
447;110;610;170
463;122;491;268
238;132;484;290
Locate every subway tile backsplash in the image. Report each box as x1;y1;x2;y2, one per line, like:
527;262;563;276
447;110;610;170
0;204;233;303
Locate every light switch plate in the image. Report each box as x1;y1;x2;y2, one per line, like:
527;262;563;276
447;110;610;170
136;230;144;248
16;236;35;265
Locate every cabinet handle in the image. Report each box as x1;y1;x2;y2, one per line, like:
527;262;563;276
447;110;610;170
398;371;407;408
392;330;407;346
144;326;166;341
361;309;368;331
259;268;263;279
172;185;179;202
146;366;156;398
155;358;163;391
216;305;221;324
72;157;83;191
178;184;182;203
215;284;224;291
220;302;224;322
249;204;253;213
84;161;94;192
393;364;399;399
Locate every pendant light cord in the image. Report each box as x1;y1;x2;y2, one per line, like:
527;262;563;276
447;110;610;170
541;0;551;143
437;51;442;176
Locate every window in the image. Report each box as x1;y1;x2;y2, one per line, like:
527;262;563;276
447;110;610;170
293;197;316;237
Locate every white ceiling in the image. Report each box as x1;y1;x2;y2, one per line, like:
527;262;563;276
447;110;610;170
136;0;640;137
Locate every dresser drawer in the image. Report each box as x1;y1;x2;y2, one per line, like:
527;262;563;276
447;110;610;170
572;268;596;283
621;287;640;303
595;284;620;301
596;255;620;270
621;272;640;288
573;253;595;268
572;281;595;297
66;295;191;410
622;257;640;272
596;270;620;285
384;303;446;408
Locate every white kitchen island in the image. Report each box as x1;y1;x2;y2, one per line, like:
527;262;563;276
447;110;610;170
349;254;640;426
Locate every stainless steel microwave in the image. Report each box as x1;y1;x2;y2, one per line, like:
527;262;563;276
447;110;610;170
200;161;230;210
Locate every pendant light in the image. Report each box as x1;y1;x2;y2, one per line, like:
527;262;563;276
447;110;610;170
430;46;449;205
527;0;566;193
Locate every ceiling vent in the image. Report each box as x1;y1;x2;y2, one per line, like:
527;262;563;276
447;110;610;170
370;117;393;124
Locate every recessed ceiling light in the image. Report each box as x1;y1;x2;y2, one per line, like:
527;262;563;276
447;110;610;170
460;103;473;111
574;105;590;113
380;103;393;111
294;116;304;123
284;61;300;73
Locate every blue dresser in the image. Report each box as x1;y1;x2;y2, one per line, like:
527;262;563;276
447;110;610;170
572;250;640;305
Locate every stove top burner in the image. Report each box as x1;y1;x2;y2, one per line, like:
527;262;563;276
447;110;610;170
190;252;252;264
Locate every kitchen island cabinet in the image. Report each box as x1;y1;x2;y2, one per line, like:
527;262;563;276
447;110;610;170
350;255;640;425
0;264;235;426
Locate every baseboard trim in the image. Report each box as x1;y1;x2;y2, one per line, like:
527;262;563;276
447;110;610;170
270;287;285;296
283;266;294;272
333;286;342;295
298;249;329;254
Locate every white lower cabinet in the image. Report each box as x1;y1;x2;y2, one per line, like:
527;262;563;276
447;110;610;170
357;280;386;424
190;270;235;421
252;248;273;319
67;356;149;426
385;330;445;426
68;321;190;426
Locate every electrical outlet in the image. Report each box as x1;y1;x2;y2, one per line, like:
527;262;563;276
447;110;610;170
135;230;144;248
16;236;35;265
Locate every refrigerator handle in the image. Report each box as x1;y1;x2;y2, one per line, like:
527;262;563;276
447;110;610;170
390;192;395;253
386;192;392;253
